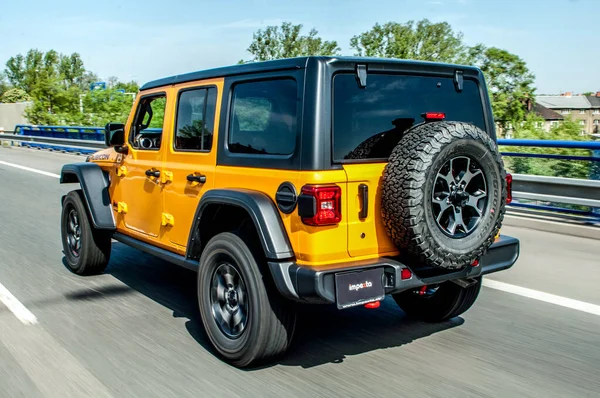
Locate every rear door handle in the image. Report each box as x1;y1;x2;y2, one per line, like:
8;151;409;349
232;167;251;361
187;173;206;184
145;169;160;178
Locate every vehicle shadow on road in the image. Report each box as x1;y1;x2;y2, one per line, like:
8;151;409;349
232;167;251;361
280;302;463;369
105;243;464;369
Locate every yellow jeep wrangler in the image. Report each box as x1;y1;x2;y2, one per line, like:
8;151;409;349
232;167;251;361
59;56;519;367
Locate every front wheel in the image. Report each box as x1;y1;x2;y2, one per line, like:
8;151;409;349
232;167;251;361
197;232;297;368
392;277;482;322
60;190;111;275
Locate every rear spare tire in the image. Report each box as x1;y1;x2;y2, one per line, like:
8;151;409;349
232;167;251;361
381;121;507;270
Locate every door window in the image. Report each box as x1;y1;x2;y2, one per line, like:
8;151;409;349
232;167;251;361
174;87;217;151
228;79;298;155
130;94;166;150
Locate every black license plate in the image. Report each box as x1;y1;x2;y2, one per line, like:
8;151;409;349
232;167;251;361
335;268;385;309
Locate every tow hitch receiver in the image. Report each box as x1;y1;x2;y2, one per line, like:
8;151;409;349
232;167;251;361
451;277;479;289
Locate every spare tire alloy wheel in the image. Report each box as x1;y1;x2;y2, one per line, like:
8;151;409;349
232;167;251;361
432;156;487;238
381;121;507;270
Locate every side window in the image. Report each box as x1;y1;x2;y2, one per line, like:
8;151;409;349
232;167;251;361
174;87;217;151
228;79;297;155
130;94;166;150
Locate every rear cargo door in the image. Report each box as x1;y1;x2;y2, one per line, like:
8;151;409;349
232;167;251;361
332;70;488;258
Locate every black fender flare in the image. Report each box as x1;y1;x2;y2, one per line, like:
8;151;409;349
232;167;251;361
60;163;116;230
187;189;294;261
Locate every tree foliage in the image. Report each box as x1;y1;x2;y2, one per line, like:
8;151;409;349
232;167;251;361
3;49;137;126
0;73;9;99
469;47;535;130
242;21;340;62
350;19;466;63
1;88;30;103
350;20;536;132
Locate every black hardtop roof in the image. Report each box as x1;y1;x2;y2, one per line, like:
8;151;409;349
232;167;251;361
140;56;481;91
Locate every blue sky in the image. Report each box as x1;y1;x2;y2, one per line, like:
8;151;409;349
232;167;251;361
1;0;597;94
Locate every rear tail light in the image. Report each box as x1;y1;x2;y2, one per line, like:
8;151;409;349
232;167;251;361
401;268;412;280
423;112;446;121
299;185;342;226
505;173;513;204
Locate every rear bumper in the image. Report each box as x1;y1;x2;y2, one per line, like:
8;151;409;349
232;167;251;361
268;235;520;305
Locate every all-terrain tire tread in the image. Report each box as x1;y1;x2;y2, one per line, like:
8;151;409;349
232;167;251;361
381;121;507;270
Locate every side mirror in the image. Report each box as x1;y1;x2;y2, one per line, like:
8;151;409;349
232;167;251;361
104;122;125;147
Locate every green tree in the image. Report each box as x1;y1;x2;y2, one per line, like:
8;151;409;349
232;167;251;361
471;47;535;131
349;19;466;63
242;21;340;62
4;48;139;126
5;49;86;124
1;88;31;103
0;72;9;99
78;88;135;126
114;80;139;93
349;20;535;130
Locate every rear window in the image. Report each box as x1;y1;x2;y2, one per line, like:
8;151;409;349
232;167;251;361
333;73;486;161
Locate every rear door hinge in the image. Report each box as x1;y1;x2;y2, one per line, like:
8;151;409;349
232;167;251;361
117;202;128;214
160;170;173;184
454;70;464;92
355;64;367;88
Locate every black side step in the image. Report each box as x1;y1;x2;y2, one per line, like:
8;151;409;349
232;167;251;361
112;232;199;271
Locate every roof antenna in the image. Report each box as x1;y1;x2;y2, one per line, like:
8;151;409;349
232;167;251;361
454;70;463;92
355;64;367;88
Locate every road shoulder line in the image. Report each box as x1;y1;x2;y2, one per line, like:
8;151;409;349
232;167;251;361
484;278;600;317
0;282;38;325
0;160;60;179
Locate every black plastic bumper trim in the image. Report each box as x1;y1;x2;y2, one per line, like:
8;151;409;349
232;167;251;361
268;235;520;305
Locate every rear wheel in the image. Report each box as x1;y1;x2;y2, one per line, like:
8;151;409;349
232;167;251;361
392;277;482;322
60;190;111;275
197;232;297;368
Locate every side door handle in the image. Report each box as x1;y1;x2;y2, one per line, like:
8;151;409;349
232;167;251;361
187;173;206;184
145;169;160;178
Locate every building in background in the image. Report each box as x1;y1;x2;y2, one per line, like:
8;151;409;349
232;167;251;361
536;93;597;135
533;103;564;132
585;93;600;135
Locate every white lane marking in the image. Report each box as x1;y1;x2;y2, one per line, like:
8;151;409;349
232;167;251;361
0;160;60;179
484;279;600;317
0;282;38;325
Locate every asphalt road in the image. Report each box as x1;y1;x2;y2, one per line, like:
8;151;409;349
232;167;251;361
1;146;599;398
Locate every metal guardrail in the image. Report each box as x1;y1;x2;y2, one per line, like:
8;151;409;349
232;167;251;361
1;126;599;221
0;125;105;154
498;138;600;221
511;173;600;207
0;133;105;151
